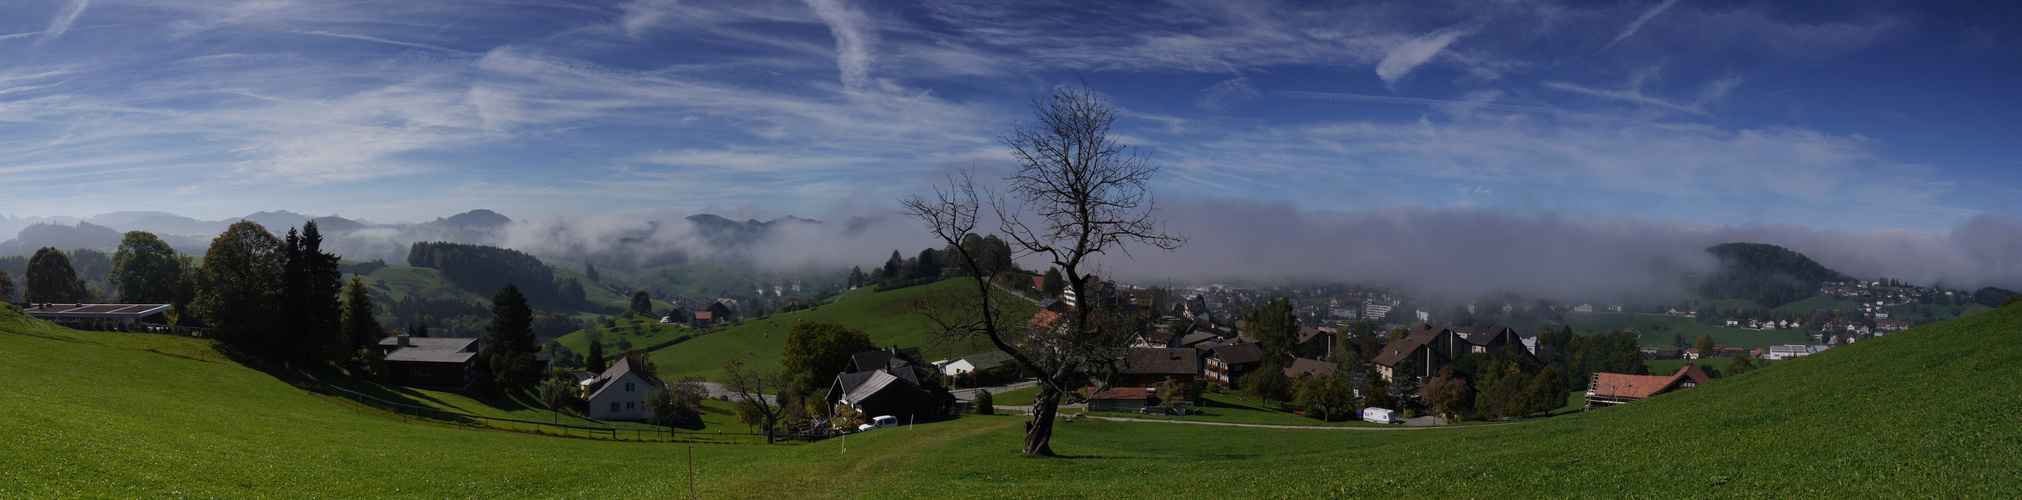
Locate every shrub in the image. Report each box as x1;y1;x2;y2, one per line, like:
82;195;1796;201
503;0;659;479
974;389;995;415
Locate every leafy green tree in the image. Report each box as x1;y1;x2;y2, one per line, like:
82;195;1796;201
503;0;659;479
1523;366;1570;416
629;290;653;315
1430;367;1472;423
192;222;285;354
411;321;430;338
2005;294;2022;307
587;338;607;373
1694;334;1717;360
537;377;579;423
1294;374;1354;421
556;278;586;305
0;270;11;301
974;388;995;415
1242;364;1292;408
1725;355;1757;377
1362;365;1392;409
112;232;189;304
24;247;85;304
780;322;876;401
645;378;706;427
340;277;381;355
1246;297;1299;361
484;284;541;393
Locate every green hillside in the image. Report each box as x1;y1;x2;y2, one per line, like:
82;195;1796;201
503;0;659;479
5;300;2019;496
639;279;1031;381
1555;313;1809;349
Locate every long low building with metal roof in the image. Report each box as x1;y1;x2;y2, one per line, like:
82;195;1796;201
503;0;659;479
17;303;172;323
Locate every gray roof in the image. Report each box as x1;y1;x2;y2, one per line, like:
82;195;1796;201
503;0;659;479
380;336;481;364
1178;332;1222;347
1209;342;1264;365
958;350;1016;367
832;366;927;403
584;356;666;402
1123;348;1198;375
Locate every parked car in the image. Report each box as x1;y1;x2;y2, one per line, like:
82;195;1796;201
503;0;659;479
1362;407;1399;424
858;415;898;432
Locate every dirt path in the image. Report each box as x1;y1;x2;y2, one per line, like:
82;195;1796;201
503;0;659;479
1072;414;1531;430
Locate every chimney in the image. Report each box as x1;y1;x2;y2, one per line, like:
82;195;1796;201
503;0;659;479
397;332;411;347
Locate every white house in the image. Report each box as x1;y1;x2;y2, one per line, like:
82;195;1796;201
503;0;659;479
583;357;665;421
1573;304;1593;314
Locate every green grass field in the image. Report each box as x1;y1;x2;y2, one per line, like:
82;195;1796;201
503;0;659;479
1558;312;1810;349
642;279;1032;381
5;300;2020;497
1647;357;1778;375
346;265;493;306
1773;295;1867;313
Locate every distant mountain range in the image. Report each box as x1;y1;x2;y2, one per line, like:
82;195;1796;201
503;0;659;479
0;209;824;271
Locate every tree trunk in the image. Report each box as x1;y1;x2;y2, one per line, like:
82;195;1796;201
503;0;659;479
1023;385;1060;456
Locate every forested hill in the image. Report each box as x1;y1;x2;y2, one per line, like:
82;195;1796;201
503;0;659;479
1698;242;1855;308
406;242;559;304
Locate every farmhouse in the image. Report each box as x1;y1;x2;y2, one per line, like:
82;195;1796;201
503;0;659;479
1584;364;1712;409
582;356;665;421
828;347;950;423
1084;387;1154;412
376;333;483;389
1204;342;1263;387
1118;347;1199;393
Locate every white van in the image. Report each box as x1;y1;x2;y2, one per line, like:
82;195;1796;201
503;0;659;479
1362;407;1398;424
858;415;898;432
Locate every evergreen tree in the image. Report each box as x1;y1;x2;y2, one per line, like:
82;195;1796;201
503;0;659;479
24;247;86;304
584;263;600;282
1042;267;1065;297
284;222;344;362
974;389;995;415
0;270;12;302
848;266;864;288
587;338;606;373
410;321;430;338
884;251;903;280
485;284;540;392
340;277;381;352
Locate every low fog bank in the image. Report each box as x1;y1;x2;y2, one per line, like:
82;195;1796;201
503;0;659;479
480;211;938;273
1089;201;2022;300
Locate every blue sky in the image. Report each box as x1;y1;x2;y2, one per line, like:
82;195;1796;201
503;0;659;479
2;0;2018;231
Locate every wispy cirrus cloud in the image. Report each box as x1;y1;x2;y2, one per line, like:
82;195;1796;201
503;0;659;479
1602;0;1680;50
1376;27;1469;85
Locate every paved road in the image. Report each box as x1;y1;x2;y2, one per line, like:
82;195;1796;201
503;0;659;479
951;379;1039;402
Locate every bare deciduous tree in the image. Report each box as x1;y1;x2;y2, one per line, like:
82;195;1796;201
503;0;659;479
723;359;788;444
903;82;1183;456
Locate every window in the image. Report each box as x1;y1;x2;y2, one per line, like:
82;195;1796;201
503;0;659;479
626;401;635;409
409;366;432;376
611;402;620;412
625;382;635;392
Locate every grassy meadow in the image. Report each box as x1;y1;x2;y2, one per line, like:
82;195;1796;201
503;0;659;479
4;300;2020;497
638;278;1032;381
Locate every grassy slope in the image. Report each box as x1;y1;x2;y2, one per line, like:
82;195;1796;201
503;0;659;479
347;265;491;306
1774;295;1867;313
644;279;1032;381
6;302;2019;497
1559;313;1810;349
